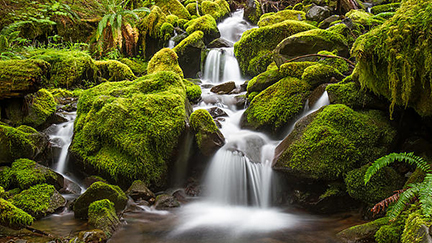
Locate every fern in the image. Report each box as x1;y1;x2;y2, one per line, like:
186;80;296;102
387;185;420;220
419;173;432;217
365;152;431;185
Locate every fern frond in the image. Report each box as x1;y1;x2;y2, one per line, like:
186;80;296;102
387;185;420;220
96;15;110;41
419;173;432;217
371;189;406;216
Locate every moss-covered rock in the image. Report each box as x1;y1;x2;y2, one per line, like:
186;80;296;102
184;14;220;44
25;48;98;89
119;58;148;77
0;124;48;165
0;59;49;100
183;79;202;102
1;158;63;191
234;20;316;76
155;0;191;20
70;71;188;188
337;217;389;243
241;77;310;133
371;3;400;14
301;64;343;89
190;109;225;156
273;104;396;181
12;184;65;219
88;199;120;238
346;9;384;28
243;0;262;25
173;31;204;55
125;180;155;202
0;198;33;230
328;22;364;46
345;164;404;204
95;60;136;81
73;181;127;219
147;48;184;78
246;69;283;99
352;0;432;117
279;61;316;78
258;10;306;27
173;31;205;78
316;50;349;74
23;88;57;127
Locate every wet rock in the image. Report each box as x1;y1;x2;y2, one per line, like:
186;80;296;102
318;15;340;29
207;107;228;118
173;31;205;78
88;199;121;238
76;229;108;243
59;177;82;195
306;5;331;22
154;194;180;210
308;84;329;108
126;180;155;202
190;109;225;156
210;81;236;94
336;217;389;243
226;134;265;163
208;38;233;48
83;176;108;188
73;181;128;219
234;95;247;110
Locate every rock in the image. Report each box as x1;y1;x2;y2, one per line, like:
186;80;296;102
273;104;396;181
208;38;233;48
95;60;136;81
83;176;108;188
190;109;225;156
0;198;33;230
346;10;384;28
88;199;121;238
308;84;328;108
234;95;247;110
318;15;340;29
246;69;283;98
0;125;49;165
173;31;205;78
201;0;230;20
147;48;184;77
184;79;202;102
60;177;82;195
257;10;306;27
76;229;108;243
11;184;66;219
243;0;262;25
370;3;400;15
119;58;148;77
210;81;236;94
73;181;128;219
306;5;331;22
336;217;389;243
301;64;343;89
126;180;155;202
207;107;228;118
155;0;190;20
234;20;316;76
184;15;220;44
0;59;49;100
154;194;180;210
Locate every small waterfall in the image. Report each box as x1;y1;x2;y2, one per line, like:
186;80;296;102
203;48;242;83
218;9;252;44
168;30;178;49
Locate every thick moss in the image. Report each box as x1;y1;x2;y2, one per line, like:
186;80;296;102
184;14;220;43
242;77;310;133
257;10;306;27
155;0;191;20
371;3;400;15
234;20;316;76
73;181;127;219
173;30;204;54
25;48;98;89
344;164;404;204
401;210;432;243
186;3;200;16
70;71;188;188
147;48;184;78
274;105;396;181
183;79;202;101
95;60;136;82
119;58;148;77
88;199;120;238
317;50;349;74
246;69;283;99
352;0;432;117
137;6;169;58
22;88;57;128
0;198;33;230
190;109;219;150
166;14;179;26
346;9;384;27
11;183;65;218
201;1;221;19
328;22;364;46
326;81;382;109
279;61;316;78
0;59;49;100
0;124;48;165
301;63;343;89
337;217;389;242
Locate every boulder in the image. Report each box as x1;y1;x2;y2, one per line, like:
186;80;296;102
201;0;230;20
95;60;136;81
183;79;202;102
173;31;205;78
125;180;155;202
11;184;65;219
243;0;262;25
273;104;396;181
210;81;236;94
147;48;184;77
257;10;306;27
184;15;220;44
318;15;340;29
88;199;121;238
155;0;191;20
154;194;180;210
0;198;33;230
73;181;128;219
336;217;389;243
306;5;331;22
208;38;232;48
190;109;225;156
207;107;228;118
301;64;343;89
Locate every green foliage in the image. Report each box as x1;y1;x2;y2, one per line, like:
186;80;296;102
0;198;33;230
147;48;184;77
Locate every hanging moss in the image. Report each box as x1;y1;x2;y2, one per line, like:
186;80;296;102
257;10;306;27
155;0;191;20
147;48;184;77
95;60;136;82
0;198;33;230
137;6;168;58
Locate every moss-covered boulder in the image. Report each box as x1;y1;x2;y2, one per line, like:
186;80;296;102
0;124;49;165
241;77;310;134
274;29;349;65
257;10;306;27
73;181;127;219
190;109;225;156
119;58;148;77
234;20;316;76
273;104;396;181
371;3;400;14
95;60;136;82
0;198;33;230
11;184;65;219
125;180;155;202
336;217;389;243
147;48;184;78
70;71;189;188
155;0;191;20
0;59;49;100
328;22;365;46
25;48;98;89
346;9;384;28
352;0;432;117
0;158;63;190
88;199;120;238
184;79;202;102
173;31;205;78
246;69;283;99
184;14;220;44
301;63;343;89
344;164;404;204
201;0;229;20
244;0;262;25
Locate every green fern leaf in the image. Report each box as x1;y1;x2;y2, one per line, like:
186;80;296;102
97;14;110;41
419;173;432;217
387;185;420;220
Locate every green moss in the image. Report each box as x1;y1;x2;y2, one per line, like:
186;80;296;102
12;183;65;218
376;224;402;243
242;77;310;133
147;48;184;78
328;23;364;46
0;198;33;230
160;22;175;41
22;88;57;127
0;186;4;198
344;164;404;204
155;0;191;20
301;63;342;89
244;0;262;24
234;20;316;76
375;12;396;20
166;14;179;26
275;105;396;180
258;10;306;27
201;1;222;19
184;14;219;38
346;9;384;27
70;71;188;188
88;199;119;238
401;210;432;243
48;88;75;99
246;69;283;96
352;0;432;117
317;50;349;73
95;60;136;82
326;81;380;109
279;61;316;78
189;109;218;149
119;58;148;77
25;48;98;89
186;3;200;16
183;79;202;101
214;0;230;18
137;6;168;58
173;30;204;54
371;3;400;15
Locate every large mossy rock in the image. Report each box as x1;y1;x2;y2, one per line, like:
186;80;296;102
88;199;120;238
0;198;33;230
155;0;191;20
0;59;49;100
257;10;306;27
336;217;389;243
173;31;205;78
190;109;225;156
0;125;49;165
0;158;63;190
184;15;220;44
70;70;189;188
273;104;396;181
73;181;127;219
352;0;432;117
95;60;136;82
147;48;184;78
11;183;65;219
234;20;316;77
201;0;230;20
241;77;310;134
